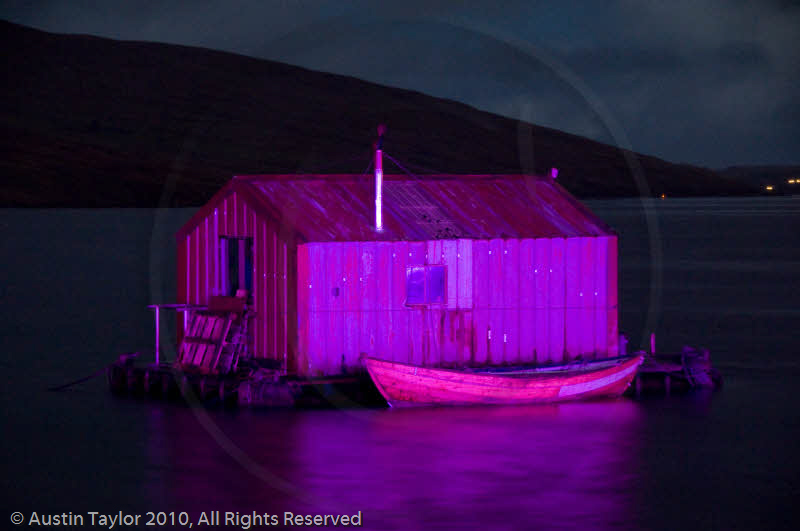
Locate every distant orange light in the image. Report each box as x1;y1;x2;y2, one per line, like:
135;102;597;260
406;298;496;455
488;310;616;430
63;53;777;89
789;179;796;184
660;194;666;199
765;185;774;191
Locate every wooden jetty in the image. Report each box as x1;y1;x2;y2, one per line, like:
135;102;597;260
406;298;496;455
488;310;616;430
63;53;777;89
109;304;720;407
627;335;722;396
108;356;381;408
108;294;257;404
107;294;383;408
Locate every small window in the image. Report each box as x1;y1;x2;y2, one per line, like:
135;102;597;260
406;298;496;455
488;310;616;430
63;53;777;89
219;236;253;299
406;265;446;305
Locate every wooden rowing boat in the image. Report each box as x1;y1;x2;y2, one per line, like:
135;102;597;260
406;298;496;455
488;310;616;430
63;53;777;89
364;354;645;407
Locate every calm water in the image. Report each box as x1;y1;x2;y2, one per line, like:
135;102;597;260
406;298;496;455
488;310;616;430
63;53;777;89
1;198;798;530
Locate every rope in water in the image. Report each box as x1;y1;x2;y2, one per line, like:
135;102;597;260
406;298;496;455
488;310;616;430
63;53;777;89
47;352;139;391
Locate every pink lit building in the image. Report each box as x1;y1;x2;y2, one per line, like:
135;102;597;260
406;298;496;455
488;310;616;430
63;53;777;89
176;174;618;378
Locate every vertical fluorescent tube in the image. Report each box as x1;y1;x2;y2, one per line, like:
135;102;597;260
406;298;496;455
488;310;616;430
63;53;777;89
375;148;383;231
154;306;160;365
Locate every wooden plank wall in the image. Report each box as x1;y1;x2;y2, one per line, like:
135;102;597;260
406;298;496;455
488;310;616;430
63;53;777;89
297;239;474;377
472;236;618;365
181;191;296;371
295;236;618;377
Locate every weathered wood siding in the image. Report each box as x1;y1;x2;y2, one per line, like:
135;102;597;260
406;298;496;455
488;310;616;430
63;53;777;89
295;236;618;377
177;190;297;371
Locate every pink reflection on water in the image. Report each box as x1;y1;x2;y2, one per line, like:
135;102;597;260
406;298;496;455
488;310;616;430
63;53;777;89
291;402;642;529
147;401;643;529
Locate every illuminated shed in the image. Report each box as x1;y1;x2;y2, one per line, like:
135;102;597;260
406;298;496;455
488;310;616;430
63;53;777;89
176;173;618;378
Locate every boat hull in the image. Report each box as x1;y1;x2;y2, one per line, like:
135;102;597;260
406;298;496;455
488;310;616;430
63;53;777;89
364;355;644;407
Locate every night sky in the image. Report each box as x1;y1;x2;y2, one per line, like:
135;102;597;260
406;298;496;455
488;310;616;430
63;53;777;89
3;0;798;168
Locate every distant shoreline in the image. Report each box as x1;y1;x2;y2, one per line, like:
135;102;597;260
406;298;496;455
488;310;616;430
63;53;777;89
2;192;793;209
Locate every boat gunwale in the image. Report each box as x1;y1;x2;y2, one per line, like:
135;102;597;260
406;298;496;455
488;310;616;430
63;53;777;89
364;355;641;380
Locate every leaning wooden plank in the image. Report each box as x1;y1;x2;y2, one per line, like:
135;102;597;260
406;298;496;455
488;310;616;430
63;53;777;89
205;315;235;373
188;315;217;367
196;315;227;372
179;312;206;365
183;337;220;345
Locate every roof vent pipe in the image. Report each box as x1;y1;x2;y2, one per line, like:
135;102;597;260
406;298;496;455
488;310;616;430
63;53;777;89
375;124;386;232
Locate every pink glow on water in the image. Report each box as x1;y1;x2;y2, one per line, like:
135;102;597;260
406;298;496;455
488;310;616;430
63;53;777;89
146;402;643;529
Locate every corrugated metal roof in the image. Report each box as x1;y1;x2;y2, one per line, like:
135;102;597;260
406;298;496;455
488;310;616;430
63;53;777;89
184;174;615;242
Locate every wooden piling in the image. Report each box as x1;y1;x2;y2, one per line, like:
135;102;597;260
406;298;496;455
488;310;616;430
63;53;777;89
629;346;722;397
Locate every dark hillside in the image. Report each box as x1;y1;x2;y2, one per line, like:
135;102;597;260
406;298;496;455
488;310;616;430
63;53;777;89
1;20;756;206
